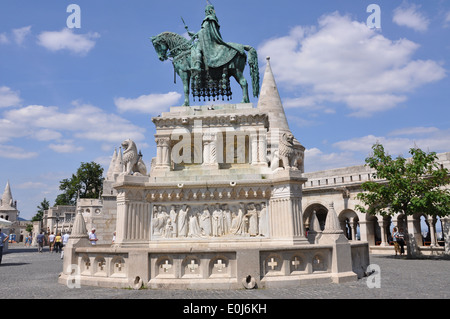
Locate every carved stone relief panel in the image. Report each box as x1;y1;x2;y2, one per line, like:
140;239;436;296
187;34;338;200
151;201;269;240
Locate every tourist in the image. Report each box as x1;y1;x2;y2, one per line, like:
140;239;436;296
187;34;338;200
54;232;62;253
0;229;10;265
36;231;45;253
61;232;69;259
392;227;400;256
48;231;55;252
89;228;98;245
112;231;116;244
27;234;32;247
24;234;29;246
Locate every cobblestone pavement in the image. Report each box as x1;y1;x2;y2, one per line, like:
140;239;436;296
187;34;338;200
1;244;449;301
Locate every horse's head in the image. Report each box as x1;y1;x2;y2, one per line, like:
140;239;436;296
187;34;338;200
151;34;169;61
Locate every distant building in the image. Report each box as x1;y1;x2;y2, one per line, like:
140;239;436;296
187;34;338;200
0;181;31;249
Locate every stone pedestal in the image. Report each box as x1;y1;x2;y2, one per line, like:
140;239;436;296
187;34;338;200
58;56;368;289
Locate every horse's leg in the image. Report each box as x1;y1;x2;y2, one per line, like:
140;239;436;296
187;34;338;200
231;58;249;103
180;71;190;106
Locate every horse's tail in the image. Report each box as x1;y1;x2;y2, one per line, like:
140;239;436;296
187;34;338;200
244;45;260;98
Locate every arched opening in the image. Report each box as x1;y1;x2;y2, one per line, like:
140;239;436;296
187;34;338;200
339;209;360;240
303;203;328;233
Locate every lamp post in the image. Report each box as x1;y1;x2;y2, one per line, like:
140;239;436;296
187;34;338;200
55;214;60;235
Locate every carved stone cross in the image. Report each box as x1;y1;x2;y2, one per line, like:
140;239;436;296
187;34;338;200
161;260;172;272
214;259;226;272
187;260;199;273
268;258;278;270
98;260;105;271
115;262;123;272
291;257;300;270
85;260;91;269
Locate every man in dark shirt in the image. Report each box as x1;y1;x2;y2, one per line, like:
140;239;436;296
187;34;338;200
36;231;45;253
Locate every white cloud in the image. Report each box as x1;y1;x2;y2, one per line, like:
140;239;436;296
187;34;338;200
0;89;147;155
12;25;32;45
115;92;182;115
48;141;84;153
0;144;38;159
37;28;100;55
304;126;450;172
0;33;9;44
388;126;439;136
333;127;450;157
304;147;360;172
393;3;430;32
16;181;47;189
258;12;446;117
0;86;22;108
32;129;63;141
444;11;450;28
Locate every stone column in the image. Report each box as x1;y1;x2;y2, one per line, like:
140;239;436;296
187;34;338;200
257;131;268;166
406;215;421;258
350;219;359;240
250;133;258;165
442;217;450;255
115;189;150;246
358;220;369;243
115;189;128;245
427;216;438;247
269;170;307;244
378;220;388;246
202;133;218;168
155;137;171;170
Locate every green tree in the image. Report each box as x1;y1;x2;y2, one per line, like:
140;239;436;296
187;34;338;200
32;198;50;222
55;162;104;206
356;143;450;257
26;224;33;233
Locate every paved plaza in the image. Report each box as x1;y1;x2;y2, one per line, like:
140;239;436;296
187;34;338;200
1;244;448;300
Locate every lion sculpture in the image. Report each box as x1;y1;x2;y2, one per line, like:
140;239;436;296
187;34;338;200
271;132;305;171
121;139;148;176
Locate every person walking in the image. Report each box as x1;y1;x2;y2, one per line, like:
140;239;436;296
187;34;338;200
36;231;45;253
392;227;400;256
48;231;55;253
61;232;69;259
54;232;62;253
0;229;10;265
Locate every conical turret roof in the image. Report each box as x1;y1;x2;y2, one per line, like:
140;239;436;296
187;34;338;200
257;56;290;132
0;180;14;210
114;147;123;175
70;209;89;239
106;148;118;180
323;202;344;234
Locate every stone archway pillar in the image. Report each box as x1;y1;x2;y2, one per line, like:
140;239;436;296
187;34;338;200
427;217;439;247
378;220;388;246
358;220;370;243
442;217;450;255
350;219;358;241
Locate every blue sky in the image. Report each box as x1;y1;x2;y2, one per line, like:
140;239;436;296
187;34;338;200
1;0;449;220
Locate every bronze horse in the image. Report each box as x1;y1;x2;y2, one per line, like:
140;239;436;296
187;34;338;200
151;31;259;106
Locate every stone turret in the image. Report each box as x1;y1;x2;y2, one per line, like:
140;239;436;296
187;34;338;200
106;148;118;181
1;180;14;210
0;181;19;222
257;56;290;133
257;57;305;172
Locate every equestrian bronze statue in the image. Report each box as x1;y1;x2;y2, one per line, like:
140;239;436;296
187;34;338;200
151;4;260;106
